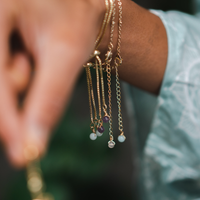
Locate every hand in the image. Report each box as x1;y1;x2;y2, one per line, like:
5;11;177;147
0;0;32;167
0;0;105;167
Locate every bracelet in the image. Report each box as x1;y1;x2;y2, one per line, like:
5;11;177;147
84;0;125;148
95;0;114;49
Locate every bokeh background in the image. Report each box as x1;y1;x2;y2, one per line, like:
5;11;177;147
0;0;194;200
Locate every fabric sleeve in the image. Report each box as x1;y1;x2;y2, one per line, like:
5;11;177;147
142;10;200;200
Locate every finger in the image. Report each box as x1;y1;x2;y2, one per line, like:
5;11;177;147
0;23;24;167
22;40;85;161
7;53;31;93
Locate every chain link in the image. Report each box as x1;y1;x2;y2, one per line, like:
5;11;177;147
26;148;54;200
115;0;124;135
105;0;116;141
95;58;102;121
95;0;109;48
96;55;108;117
106;63;113;137
115;61;123;132
86;64;98;132
86;66;93;124
96;0;114;49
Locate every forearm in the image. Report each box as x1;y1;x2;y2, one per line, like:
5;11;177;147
99;0;168;95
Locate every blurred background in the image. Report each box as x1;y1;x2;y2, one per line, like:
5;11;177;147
0;0;194;200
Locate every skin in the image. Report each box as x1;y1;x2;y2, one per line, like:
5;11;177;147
0;0;168;167
100;1;168;94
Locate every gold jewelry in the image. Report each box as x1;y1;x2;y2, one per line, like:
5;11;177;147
95;0;114;49
84;0;125;148
25;145;54;200
115;0;126;143
106;0;116;148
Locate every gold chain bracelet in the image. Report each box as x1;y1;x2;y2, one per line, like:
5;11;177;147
84;0;125;148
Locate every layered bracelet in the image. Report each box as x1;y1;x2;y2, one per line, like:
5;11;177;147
84;0;125;148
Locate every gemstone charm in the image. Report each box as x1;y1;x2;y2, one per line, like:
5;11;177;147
96;130;103;137
108;141;115;148
103;116;110;123
97;126;105;133
118;135;126;143
90;133;97;141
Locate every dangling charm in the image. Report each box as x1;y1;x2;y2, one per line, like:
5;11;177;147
90;132;97;141
96;130;103;137
103;115;110;123
108;136;116;148
97;126;105;134
108;141;116;148
105;0;116;147
118;133;126;143
115;0;126;143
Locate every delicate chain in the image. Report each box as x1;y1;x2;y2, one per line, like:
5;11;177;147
88;67;98;121
95;0;109;48
86;63;98;132
116;0;122;56
27;161;49;200
109;0;116;51
96;55;108;116
96;0;114;49
25;145;54;200
115;0;124;135
86;67;93;123
95;58;102;121
115;61;123;133
105;0;115;142
86;65;96;132
106;63;113;140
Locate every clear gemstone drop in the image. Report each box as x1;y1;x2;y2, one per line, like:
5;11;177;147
118;135;126;143
108;141;115;148
90;133;97;141
96;130;103;137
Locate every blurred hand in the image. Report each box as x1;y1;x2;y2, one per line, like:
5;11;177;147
0;0;105;167
0;0;32;167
